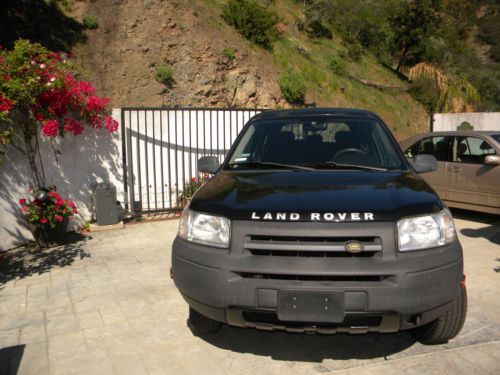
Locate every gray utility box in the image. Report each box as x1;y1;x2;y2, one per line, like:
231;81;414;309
95;183;119;226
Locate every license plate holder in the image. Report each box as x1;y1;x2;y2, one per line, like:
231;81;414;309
278;290;345;323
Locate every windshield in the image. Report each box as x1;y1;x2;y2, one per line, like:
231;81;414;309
226;117;406;170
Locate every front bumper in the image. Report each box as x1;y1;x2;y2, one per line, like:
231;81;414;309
172;220;463;333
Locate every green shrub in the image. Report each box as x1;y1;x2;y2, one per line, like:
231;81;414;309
222;0;279;50
346;42;363;62
278;70;306;104
328;56;346;75
83;15;99;29
223;47;235;61
155;64;174;86
457;122;473;131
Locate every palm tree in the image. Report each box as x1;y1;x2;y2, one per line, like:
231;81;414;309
408;62;480;130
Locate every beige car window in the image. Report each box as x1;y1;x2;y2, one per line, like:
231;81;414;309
405;136;450;161
452;136;496;164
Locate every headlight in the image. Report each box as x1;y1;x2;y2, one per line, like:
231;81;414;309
178;208;231;248
397;208;456;251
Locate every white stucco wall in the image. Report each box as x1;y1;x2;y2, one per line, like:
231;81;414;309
0;109;123;251
434;112;500;131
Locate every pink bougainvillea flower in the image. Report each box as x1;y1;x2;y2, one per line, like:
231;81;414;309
0;96;13;112
55;215;63;222
104;116;119;133
41;218;48;223
41;119;59;136
63;118;84;135
21;206;28;212
86;96;109;113
19;198;27;205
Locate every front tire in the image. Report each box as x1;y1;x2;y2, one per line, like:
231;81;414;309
187;307;222;335
413;286;467;345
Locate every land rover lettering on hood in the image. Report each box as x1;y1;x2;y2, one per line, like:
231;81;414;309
172;108;466;345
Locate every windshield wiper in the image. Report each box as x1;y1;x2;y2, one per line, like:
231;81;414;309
302;161;388;172
227;161;314;171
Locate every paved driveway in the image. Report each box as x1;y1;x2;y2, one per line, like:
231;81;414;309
0;211;499;375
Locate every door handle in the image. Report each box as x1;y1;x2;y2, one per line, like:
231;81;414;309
448;166;462;172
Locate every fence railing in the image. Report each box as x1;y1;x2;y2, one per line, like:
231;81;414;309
121;107;262;216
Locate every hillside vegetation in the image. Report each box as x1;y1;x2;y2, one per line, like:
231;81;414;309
2;0;498;140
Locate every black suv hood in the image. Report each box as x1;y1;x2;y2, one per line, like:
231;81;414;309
189;170;443;222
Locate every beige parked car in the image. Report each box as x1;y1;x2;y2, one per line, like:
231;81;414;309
401;131;500;215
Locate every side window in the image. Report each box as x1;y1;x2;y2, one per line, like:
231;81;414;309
405;136;450;161
452;136;496;164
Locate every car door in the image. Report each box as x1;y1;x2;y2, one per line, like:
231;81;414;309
447;136;500;209
404;136;451;199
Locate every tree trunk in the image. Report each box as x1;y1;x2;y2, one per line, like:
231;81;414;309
395;45;409;72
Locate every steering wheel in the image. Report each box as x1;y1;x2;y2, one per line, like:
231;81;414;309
332;148;367;159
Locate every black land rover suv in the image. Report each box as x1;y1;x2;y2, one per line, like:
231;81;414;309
172;108;466;345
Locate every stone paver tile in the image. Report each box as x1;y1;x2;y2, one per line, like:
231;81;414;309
240;363;301;375
142;347;184;375
0;311;44;331
330;342;500;375
98;306;128;327
26;295;73;313
17;341;50;375
48;330;87;361
76;309;104;330
0;328;20;348
108;353;148;375
49;344;112;375
172;340;228;375
45;312;79;338
0;293;27;314
45;305;75;320
20;323;46;345
118;300;153;319
26;284;48;299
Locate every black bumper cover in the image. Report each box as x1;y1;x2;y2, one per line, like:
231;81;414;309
172;236;463;333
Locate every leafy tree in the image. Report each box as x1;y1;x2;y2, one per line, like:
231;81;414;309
389;0;442;72
476;2;500;62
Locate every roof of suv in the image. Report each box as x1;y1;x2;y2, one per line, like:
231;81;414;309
252;108;379;120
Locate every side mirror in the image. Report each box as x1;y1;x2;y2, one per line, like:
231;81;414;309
485;155;500;166
412;154;437;173
198;156;220;174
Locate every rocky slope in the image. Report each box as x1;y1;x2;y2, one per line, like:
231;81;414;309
71;0;285;108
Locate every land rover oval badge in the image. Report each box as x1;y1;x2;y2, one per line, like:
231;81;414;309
345;241;364;253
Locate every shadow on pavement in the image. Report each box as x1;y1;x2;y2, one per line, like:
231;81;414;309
450;208;499;225
451;208;500;246
0;344;25;375
460;226;500;246
202;325;417;361
0;232;90;285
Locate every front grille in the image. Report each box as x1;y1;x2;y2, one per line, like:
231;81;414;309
244;235;382;257
248;250;375;257
237;272;388;282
